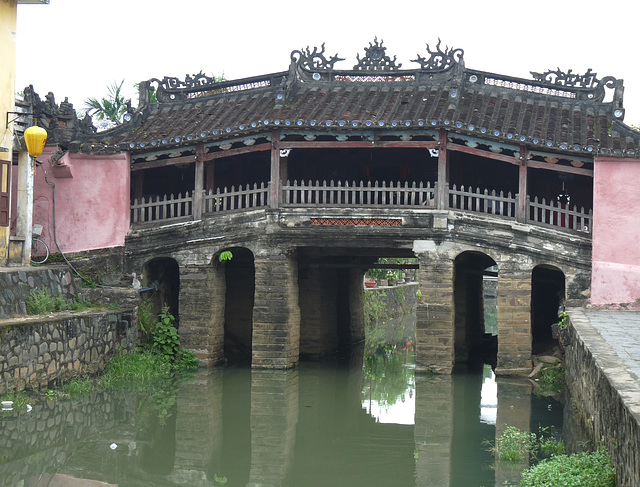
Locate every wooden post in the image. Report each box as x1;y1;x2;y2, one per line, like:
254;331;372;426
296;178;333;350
270;129;281;209
194;143;205;220
437;129;449;210
517;147;528;223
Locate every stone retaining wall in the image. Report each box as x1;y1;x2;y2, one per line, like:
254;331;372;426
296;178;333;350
565;309;640;487
0;266;75;318
0;310;137;394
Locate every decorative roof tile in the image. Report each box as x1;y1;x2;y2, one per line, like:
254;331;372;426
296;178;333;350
24;40;640;158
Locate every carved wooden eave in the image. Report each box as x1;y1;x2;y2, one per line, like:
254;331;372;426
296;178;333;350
25;38;636;165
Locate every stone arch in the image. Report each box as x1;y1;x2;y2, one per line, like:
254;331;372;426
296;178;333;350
531;265;565;353
218;247;256;364
141;257;180;326
453;251;498;368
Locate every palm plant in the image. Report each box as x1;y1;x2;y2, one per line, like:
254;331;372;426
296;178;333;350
84;80;128;124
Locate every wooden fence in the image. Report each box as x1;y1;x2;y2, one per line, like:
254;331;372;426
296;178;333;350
204;183;269;213
131;192;193;224
282;180;437;208
130;180;592;234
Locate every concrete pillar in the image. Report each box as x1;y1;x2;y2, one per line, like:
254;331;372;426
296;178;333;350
348;268;366;344
415;251;455;374
10;150;33;265
179;264;226;366
414;375;454;486
299;266;338;358
252;248;300;368
247;369;299;487
496;267;532;375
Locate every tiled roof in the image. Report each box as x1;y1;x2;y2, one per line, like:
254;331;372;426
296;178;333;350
63;40;640;158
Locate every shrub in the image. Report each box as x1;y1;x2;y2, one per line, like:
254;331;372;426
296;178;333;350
493;426;538;462
521;448;615;487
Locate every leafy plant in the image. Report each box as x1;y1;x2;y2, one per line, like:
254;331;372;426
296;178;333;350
83;79;128;124
150;306;180;358
493;426;538;462
557;311;569;330
521;448;614;486
537;365;565;395
218;250;233;262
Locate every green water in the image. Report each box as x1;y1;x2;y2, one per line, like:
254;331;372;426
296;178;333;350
0;351;564;487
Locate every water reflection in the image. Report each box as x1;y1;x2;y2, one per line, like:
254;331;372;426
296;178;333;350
0;353;565;487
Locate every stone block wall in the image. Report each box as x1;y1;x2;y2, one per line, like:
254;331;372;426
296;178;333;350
565;310;640;487
0;310;137;394
0;267;75;318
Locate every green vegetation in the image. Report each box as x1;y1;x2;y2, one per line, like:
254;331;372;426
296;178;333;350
521;449;615;487
218;250;233;262
489;426;613;486
493;426;538;462
363;347;414;409
364;289;388;353
26;289;99;315
84;79;128;124
537;365;565;396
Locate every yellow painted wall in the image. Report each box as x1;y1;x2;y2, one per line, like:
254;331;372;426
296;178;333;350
0;0;17;264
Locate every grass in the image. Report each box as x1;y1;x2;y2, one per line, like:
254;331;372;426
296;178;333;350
493;426;538;462
537;365;565;395
26;288;101;315
521;448;615;487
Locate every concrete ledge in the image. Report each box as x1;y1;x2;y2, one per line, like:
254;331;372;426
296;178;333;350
565;308;640;486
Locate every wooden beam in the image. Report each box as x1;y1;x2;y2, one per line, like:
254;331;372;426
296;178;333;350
270;130;281;208
446;142;521;165
280;140;440;149
526;159;593;176
194;143;204;220
518;147;528;223
131;154;196;171
202;142;271;161
437;130;448;209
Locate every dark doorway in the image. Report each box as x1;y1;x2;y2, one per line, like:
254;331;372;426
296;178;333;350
223;248;255;364
531;266;565;354
454;252;498;369
142;258;180;326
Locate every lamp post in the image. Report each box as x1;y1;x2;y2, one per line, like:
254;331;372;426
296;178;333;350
18;125;47;265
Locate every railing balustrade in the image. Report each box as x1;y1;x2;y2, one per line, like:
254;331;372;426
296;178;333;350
204;183;269;213
131;192;193;224
130;180;592;235
528;195;592;233
449;185;517;218
282;180;437;208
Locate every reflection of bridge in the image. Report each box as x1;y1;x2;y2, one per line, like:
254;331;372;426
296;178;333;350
65;39;631;373
1;360;560;486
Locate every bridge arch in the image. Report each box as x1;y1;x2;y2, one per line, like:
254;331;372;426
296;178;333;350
141;256;180;326
531;265;565;353
453;251;498;368
221;247;256;364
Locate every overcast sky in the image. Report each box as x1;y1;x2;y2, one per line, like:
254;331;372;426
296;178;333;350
16;0;640;123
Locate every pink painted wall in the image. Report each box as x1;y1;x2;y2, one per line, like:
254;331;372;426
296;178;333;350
591;156;640;304
12;147;130;254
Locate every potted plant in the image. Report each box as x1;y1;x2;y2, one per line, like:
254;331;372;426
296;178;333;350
386;270;396;286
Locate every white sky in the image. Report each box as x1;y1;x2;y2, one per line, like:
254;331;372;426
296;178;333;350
16;0;640;123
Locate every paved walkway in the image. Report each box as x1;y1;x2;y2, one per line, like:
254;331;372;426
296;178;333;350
580;309;640;381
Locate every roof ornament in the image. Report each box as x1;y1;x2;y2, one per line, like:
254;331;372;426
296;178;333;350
292;43;344;71
530;68;612;89
353;37;401;71
411;39;464;72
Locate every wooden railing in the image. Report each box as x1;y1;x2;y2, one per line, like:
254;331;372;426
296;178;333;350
282;180;437;208
449;185;517;218
203;183;269;213
131;192;193;223
528;195;592;233
130;180;592;234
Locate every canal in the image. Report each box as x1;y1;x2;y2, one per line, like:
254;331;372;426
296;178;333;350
0;347;568;487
